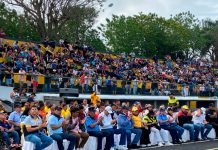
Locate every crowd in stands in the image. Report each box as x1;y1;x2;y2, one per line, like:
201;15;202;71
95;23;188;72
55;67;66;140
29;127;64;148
0;95;218;150
0;39;218;96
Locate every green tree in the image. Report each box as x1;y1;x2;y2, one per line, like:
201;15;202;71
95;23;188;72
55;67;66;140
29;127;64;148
0;2;39;41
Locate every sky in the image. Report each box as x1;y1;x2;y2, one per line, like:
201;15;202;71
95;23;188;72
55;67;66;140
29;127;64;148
95;0;218;26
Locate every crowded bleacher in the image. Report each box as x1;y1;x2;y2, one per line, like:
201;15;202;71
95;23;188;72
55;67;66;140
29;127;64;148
0;38;217;96
0;38;218;150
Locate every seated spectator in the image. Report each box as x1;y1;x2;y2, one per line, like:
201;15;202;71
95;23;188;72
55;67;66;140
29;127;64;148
98;106;127;150
178;105;201;141
205;103;218;138
143;110;171;146
193;108;213;140
0;112;21;148
167;107;184;140
131;106;150;147
85;107;111;150
48;106;76;150
8;104;22;140
117;106;142;149
66;107;89;149
157;108;180;144
23;106;53;150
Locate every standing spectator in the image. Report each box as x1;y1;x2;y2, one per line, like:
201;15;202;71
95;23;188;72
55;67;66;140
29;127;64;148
205;103;218;138
125;78;131;95
192;108;212;140
44;70;51;92
18;68;26;94
85;107;111;150
178;105;200;141
132;78;138;95
168;95;179;111
67;107;89;149
8;104;22;140
32;70;39;93
5;68;13;86
112;77;117;95
106;76;112;94
48;106;76;150
23;106;53;150
26;70;32;93
117;106;142;149
97;75;103;94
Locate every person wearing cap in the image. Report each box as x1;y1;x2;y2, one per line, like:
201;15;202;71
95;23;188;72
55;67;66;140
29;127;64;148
8;104;22;140
167;107;184;140
85;107;111;150
178;105;200;141
192;108;213;140
117;106;142;149
157;108;180;144
98;106;127;150
48;106;76;150
131;106;151;148
144;110;169;146
0;112;21;148
168;95;179;110
66;107;89;149
205;103;218;138
23;106;53;150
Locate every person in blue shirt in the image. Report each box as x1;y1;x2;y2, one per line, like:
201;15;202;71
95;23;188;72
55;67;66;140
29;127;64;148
85;107;111;150
117;106;142;149
0;112;21;148
157;108;181;144
48;106;76;150
8;104;22;141
23;106;53;150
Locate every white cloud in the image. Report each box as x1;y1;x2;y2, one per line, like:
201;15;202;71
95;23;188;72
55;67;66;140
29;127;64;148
95;0;218;27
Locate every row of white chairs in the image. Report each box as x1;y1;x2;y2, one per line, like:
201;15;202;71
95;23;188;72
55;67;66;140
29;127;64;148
22;128;216;150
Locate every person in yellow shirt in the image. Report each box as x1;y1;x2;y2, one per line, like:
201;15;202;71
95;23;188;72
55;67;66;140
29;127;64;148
91;92;101;107
44;102;51;114
61;104;71;119
132;106;151;147
168;94;179;110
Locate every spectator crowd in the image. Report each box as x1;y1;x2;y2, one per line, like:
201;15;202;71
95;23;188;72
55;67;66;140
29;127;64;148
0;39;218;96
0;97;217;150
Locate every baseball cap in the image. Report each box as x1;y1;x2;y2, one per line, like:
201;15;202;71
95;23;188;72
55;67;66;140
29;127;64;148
105;106;113;113
182;105;189;110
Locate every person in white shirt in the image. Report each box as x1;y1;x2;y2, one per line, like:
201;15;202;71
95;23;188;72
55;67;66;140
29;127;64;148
98;106;127;150
192;108;213;140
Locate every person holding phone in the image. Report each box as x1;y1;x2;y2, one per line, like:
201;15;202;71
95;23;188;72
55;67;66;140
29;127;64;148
23;106;53;150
